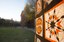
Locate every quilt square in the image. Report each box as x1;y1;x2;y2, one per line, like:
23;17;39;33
35;15;43;42
45;3;64;42
36;15;43;36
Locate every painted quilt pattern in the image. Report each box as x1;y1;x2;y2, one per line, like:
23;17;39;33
36;16;43;36
36;16;43;42
45;3;64;42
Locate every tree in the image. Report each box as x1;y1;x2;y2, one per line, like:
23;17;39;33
24;3;35;21
27;0;36;7
21;0;36;28
24;0;36;28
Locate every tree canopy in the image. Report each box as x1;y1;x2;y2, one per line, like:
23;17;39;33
21;0;36;28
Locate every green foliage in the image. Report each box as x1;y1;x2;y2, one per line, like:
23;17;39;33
24;2;35;21
21;0;36;27
0;18;21;27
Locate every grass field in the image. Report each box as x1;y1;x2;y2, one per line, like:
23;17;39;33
0;27;35;42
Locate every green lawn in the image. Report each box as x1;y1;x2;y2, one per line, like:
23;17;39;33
0;27;35;42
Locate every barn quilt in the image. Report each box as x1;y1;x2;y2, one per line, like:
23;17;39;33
36;0;42;14
45;3;64;42
36;15;43;36
36;15;43;42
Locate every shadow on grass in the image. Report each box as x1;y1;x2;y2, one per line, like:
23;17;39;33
0;27;35;42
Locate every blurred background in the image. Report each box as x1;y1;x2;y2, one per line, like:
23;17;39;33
0;0;36;42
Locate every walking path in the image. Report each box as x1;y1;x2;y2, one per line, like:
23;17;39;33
23;27;35;32
17;27;35;32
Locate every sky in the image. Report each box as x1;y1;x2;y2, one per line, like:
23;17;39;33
0;0;26;21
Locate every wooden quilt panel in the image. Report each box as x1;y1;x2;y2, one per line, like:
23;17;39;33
36;15;43;42
45;3;64;42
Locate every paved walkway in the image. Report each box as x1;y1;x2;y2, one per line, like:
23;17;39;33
17;27;35;32
23;27;35;32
